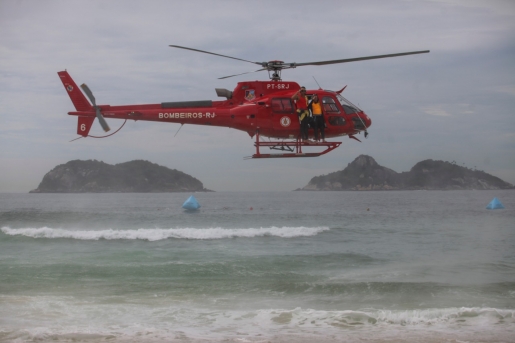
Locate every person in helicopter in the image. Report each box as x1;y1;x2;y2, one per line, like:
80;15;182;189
308;94;325;142
292;86;310;142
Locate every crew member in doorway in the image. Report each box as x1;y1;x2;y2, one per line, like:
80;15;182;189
292;86;310;142
308;94;325;142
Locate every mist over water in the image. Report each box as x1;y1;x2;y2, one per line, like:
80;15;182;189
1;191;514;342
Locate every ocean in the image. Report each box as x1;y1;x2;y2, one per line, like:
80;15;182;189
1;190;514;343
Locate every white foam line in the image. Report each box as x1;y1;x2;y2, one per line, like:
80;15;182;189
1;226;330;241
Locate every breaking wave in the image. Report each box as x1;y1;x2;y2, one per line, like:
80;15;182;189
1;301;514;343
0;226;330;241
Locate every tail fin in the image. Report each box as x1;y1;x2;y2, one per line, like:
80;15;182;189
57;71;91;111
77;116;95;137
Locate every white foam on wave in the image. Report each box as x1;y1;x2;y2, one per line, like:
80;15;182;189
0;226;330;241
2;297;514;343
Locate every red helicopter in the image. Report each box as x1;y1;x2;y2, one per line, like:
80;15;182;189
58;45;429;158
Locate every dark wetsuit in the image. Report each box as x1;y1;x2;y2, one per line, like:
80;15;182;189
295;95;309;140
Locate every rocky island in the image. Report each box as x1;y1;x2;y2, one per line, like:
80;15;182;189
300;155;513;191
30;160;211;193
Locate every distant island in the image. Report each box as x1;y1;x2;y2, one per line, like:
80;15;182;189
29;156;513;193
299;155;514;191
30;160;212;193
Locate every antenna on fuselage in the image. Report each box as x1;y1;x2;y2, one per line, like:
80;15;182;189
312;76;322;90
174;123;184;137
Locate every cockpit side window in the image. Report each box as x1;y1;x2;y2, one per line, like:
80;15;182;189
337;94;362;114
322;96;340;114
342;104;359;114
271;98;294;113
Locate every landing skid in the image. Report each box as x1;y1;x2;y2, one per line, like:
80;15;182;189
247;132;342;159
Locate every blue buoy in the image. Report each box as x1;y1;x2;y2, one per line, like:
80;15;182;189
486;197;505;210
182;195;200;211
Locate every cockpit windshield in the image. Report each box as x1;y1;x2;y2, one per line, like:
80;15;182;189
336;94;361;114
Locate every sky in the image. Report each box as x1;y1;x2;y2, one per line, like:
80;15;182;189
1;0;514;192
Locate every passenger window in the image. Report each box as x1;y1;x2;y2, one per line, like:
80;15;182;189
271;98;294;113
322;97;340;113
328;116;346;126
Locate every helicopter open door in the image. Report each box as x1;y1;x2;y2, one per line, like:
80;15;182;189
270;97;298;136
246;94;342;158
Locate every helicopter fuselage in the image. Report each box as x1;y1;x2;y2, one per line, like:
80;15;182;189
61;72;371;141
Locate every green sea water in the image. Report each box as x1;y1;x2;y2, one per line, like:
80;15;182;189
1;191;514;342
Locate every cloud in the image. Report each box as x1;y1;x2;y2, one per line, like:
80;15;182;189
1;0;514;191
421;106;452;117
494;85;515;96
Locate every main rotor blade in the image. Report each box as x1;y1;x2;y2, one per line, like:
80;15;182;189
294;50;430;67
218;68;267;79
169;45;261;65
80;83;110;132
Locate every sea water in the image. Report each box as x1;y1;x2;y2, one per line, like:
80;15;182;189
1;190;514;343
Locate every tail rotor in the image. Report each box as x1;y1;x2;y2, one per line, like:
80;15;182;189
80;83;110;132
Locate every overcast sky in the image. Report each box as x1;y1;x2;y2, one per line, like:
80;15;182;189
1;0;514;192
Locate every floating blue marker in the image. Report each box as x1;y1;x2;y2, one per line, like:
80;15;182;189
486;197;504;210
182;195;200;210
